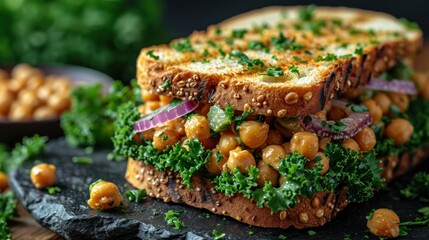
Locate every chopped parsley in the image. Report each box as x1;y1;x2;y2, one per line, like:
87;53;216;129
298;4;316;21
232;109;253;132
288;65;299;76
212;229;226;239
207;41;226;57
72;156;93;165
293;56;307;63
321;120;346;133
332;19;342;26
315;53;338;62
349;28;360;35
308;230;316;236
125;189;147;203
201;49;209;57
399;18;420;30
366;209;375;220
351;105;368;113
248;40;269;52
225;38;234;45
266;66;284;77
354;46;364;55
146;50;159;60
215;151;224;162
271;33;304;51
279;235;287;240
164;210;185;230
230;50;265;71
339;54;353;59
231;29;248;39
215;27;222;35
160;79;170;89
171;38;194;52
46;186;62;195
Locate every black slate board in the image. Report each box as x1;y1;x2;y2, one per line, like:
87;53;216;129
8;139;429;240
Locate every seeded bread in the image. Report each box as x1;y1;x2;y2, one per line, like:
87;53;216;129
125;149;427;229
137;6;422;117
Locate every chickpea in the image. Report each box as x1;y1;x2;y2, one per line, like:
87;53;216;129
184;115;210;141
140;128;155;141
153;128;180;151
362;99;382;124
306;152;330;175
164;118;186;136
266;129;283;145
159;95;174;105
373;93;391;114
201;136;218;150
275;118;302;138
8;78;26;94
18;89;41;110
30;163;56;189
290;132;319;159
420;80;429;100
0;172;8;192
87;180;123;210
278;175;286;186
353;127;377;152
49;77;71;93
194;104;211;117
47;93;71;113
262;145;286;170
256;161;279;187
385;118;414;145
224;147;256;174
319;137;331;151
239;121;269;149
388;93;409;112
217;131;239;157
327;106;347;121
0;69;8;80
11;64;32;80
33;106;57;120
367;208;400;238
9;102;32;120
141;89;159;102
205;149;227;175
143;101;161;114
281;142;292;155
26;74;45;91
0;90;13;115
344;88;361;99
37;84;53;102
314;110;327;121
342;138;360;151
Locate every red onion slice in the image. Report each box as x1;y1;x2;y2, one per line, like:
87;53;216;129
301;99;372;140
133;100;198;133
364;78;417;95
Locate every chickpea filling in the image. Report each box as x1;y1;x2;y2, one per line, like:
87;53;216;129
135;82;417;186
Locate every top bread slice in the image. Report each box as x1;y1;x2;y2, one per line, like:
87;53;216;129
137;6;423;117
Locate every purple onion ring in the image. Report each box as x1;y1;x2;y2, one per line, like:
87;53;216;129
364;78;417;95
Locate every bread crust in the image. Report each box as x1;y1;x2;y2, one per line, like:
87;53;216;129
125;149;427;229
137;6;423;117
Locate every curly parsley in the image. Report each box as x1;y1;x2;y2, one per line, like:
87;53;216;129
164;210;185;230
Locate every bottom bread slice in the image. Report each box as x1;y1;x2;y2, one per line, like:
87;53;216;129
125;149;427;229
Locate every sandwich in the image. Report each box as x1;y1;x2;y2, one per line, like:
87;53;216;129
113;5;429;229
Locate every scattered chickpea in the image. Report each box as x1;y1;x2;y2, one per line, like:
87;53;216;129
239;121;269;149
385;118;414;145
224;147;256;174
87;180;123;210
184;115;211;141
217;131;239;157
353;127;377;152
30;163;56;189
367;208;400;238
388;93;409;112
256;161;279;187
0;172;8;192
262;145;286;170
362;99;382;124
290;131;319;159
205;149;227;175
373;93;391;114
341;138;360;151
152;128;180;151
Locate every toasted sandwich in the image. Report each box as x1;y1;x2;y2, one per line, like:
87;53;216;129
113;6;428;228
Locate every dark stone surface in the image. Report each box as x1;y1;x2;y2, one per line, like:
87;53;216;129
8;139;429;240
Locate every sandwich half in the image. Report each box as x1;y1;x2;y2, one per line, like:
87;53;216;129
113;6;429;229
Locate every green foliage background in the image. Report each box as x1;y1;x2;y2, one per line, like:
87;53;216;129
0;0;168;80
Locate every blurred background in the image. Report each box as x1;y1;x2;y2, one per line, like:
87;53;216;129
0;0;427;81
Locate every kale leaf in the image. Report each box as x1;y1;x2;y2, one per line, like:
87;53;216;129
0;192;17;239
213;166;259;198
400;172;429;202
125;189;147;203
164;210;185;230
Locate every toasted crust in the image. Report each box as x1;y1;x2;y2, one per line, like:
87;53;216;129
137;6;423;117
125;149;427;229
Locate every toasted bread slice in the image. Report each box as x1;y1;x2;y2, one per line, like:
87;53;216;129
126;148;428;229
137;6;422;117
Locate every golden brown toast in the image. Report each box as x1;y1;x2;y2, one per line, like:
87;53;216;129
137;6;422;117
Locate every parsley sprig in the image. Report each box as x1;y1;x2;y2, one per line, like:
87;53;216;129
271;33;304;51
230;50;265;71
165;210;185;230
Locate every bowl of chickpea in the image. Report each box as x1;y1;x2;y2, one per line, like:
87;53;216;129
0;64;113;144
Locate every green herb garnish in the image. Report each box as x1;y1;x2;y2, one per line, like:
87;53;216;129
298;4;316;21
72;156;93;165
171;38;194;52
266;66;285;77
366;209;375;220
125;189;147;203
248;40;269;52
146;50;159;60
271;33;304;51
230;50;265;71
212;229;226;239
308;230;316;236
400;172;429;202
231;29;248;39
399;18;420;30
46;186;62;195
351;105;369;113
288;65;299;76
354;46;364;55
164;210;185;230
160;79;171;89
293;56;307;63
316;53;338;62
0;192;16;239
